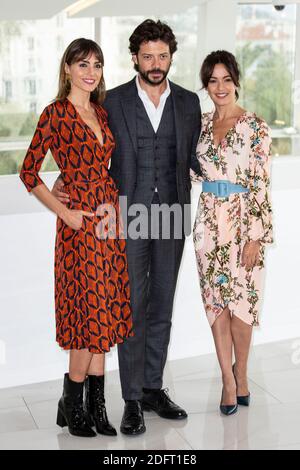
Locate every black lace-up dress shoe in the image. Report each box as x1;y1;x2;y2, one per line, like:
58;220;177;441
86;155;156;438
141;388;188;420
120;400;146;436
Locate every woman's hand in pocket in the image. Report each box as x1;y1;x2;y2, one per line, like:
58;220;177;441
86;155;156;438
61;209;95;231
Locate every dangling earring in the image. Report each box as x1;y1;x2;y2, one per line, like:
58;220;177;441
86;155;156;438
96;81;102;94
65;73;71;88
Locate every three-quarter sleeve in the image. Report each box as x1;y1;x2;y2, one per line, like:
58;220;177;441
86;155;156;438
190;102;202;182
190;166;203;182
19;105;53;192
190;112;204;183
247;118;273;244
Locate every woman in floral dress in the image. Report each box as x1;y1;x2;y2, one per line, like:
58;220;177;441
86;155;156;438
192;51;273;415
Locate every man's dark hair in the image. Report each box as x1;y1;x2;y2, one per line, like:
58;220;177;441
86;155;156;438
129;19;178;56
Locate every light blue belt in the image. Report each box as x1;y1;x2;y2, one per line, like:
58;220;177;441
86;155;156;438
202;180;249;198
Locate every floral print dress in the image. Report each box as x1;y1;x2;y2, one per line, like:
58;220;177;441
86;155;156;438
191;111;273;327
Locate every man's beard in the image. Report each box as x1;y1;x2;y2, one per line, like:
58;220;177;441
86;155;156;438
138;65;170;86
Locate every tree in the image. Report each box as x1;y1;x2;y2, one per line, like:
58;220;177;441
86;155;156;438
0;152;18;175
0;122;10;137
237;42;292;127
19;113;39;136
237;43;266;73
254;51;292;127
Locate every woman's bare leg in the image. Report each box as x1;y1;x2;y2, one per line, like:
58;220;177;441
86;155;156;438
69;349;94;382
211;306;236;405
231;315;252;396
87;352;105;376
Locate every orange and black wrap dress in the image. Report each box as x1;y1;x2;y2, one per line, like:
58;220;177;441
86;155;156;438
20;99;133;353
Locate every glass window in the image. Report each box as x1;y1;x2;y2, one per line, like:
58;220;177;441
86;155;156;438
56;35;64;52
26;79;36;95
29;102;37;113
236;3;298;156
28;37;34;51
0;13;94;176
28;57;35;73
101;7;198;91
4;81;13;102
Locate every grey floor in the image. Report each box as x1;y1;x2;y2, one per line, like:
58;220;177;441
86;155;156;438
0;338;300;450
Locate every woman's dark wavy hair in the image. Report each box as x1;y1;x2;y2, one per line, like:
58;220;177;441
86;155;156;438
200;50;241;100
129;19;177;70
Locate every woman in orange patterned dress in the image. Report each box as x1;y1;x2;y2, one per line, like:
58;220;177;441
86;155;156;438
20;38;133;437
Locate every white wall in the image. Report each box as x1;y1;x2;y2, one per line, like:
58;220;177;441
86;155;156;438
0;156;299;388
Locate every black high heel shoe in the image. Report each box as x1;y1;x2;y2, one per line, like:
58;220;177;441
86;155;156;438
219;388;238;416
232;364;251;406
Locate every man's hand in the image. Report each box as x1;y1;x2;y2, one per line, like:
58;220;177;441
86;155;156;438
241;240;261;270
51;176;70;204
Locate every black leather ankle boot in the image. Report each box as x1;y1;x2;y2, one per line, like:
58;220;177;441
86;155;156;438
56;373;96;437
85;375;117;436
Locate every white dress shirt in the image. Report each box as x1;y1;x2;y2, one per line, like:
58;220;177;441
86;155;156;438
135;75;171;133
